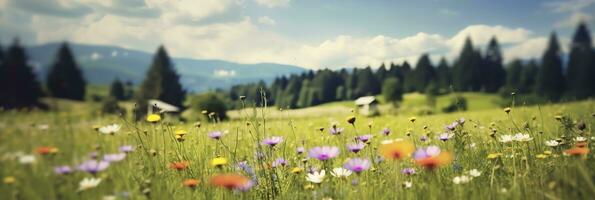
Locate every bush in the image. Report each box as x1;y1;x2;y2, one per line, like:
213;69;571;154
190;93;228;122
442;95;468;113
101;97;126;116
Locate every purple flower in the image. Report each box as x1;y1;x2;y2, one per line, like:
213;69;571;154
237;161;255;177
119;145;134;153
413;146;441;160
208;131;224;140
343;158;371;173
88;151;98;159
296;146;305;154
272;158;288;168
346;142;365;153
308;146;340;161
103;153;126;162
77;159;109;174
329;127;344;135
356;135;373;143
54;165;73;175
458;118;465;125
382;128;391;136
439;133;452;141
261;136;283;147
445;122;458;131
420;135;428;142
401;168;416;175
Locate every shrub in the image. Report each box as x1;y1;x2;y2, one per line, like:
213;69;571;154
190;93;228;122
442;95;468;113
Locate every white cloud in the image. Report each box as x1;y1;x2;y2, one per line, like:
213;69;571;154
254;0;290;8
554;11;592;28
214;69;236;77
258;16;276;25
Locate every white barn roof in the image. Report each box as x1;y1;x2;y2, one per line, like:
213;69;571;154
148;99;180;112
354;96;377;105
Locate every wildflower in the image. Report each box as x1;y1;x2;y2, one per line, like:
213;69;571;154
146;114;161;123
261;136;283;147
382;128;391;136
210;174;252;190
504;107;511;114
54;166;73;175
420;135;428;142
413;146;441;159
543;150;552;155
103;153;126;163
79;177;102;191
208;131;224;140
170;161;189;170
545;140;559;147
211;157;228;167
499;135;514;143
119;145;134;153
272;158;288;168
414;149;453;170
98;124;121;135
183;179;200;188
308;146;340;161
18;154;36;164
513;133;533;142
291;167;304;174
175;129;188;137
3;176;16;184
346;116;356;124
304;184;315;189
356;135;373;143
453;175;471;184
379;140;415;160
409;117;416;122
330;168;352;178
563;147;589;156
468;169;481;177
574;136;587;142
401;168;416;175
445;122;458;131
78;160;110;174
296;146;305;154
458;118;466;125
329;126;344;135
439;132;452;142
536;154;548;159
343;158;371;173
403;181;412;189
306;170;326;183
36;146;59;155
346;142;365;153
487;153;503;159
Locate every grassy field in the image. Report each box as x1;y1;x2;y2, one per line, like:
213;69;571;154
0;97;594;199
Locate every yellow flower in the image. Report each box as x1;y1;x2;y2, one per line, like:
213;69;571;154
175;129;188;136
409;117;417;123
487;153;502;159
291;167;304;174
346;116;356;124
504;107;511;113
211;157;228;167
3;176;15;184
146;114;161;123
536;154;548;159
543;150;552;155
304;184;315;190
175;135;185;142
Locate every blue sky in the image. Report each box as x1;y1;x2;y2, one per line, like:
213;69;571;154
0;0;593;69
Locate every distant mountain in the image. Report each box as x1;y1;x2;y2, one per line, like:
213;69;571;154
25;43;306;92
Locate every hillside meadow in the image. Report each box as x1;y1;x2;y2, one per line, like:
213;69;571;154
0;97;593;199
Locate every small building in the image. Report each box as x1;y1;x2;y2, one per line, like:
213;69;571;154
354;96;379;116
147;99;180;117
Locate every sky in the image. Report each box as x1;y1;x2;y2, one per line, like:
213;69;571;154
0;0;594;69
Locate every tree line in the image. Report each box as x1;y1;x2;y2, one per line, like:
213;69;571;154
227;23;595;109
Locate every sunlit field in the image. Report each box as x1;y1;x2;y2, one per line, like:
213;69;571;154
1;98;593;200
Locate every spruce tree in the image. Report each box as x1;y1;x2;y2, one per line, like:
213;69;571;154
483;37;506;92
109;78;126;100
453;37;483;91
354;66;380;97
412;54;436;93
566;22;594;99
135;46;186;119
401;61;414;92
435;57;452;92
536;33;565;101
382;77;403;104
519;60;538;93
0;39;44;109
376;63;388;84
46;42;86;100
505;59;524;92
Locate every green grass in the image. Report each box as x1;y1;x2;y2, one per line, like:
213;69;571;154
0;98;594;199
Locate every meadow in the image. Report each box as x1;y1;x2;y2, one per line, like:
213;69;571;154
0;97;593;200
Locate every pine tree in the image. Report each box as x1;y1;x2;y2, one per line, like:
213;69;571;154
435;57;452;92
376;63;388;84
109;78;126;100
412;54;436;93
401;61;414;92
135;46;186;119
382;77;403;104
519;60;538;93
354;66;380;97
483;37;506;92
536;33;565;101
505;59;524;92
0;39;44;109
453;37;483;91
566;22;595;99
46;42;86;100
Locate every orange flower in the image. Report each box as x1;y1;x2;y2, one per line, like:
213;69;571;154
183;179;200;188
379;140;415;160
564;147;589;155
170;161;189;170
36;146;58;155
210;174;251;190
575;142;588;148
415;152;453;170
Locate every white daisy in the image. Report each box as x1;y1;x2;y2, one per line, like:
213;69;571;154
513;133;533;142
499;135;513;143
99;124;121;135
330;167;352;178
79;177;102;191
545;140;559;147
18;155;36;164
453;175;471;184
403;181;412;188
468;169;481;177
574;136;587;142
306;170;326;183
